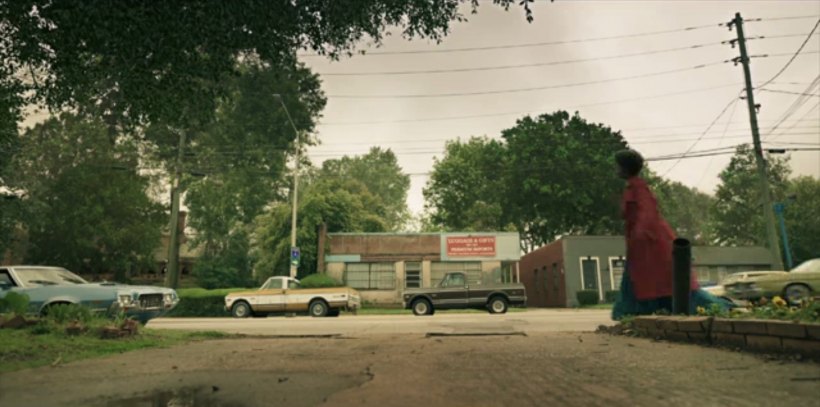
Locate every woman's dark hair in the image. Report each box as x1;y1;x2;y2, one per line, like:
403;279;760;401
615;149;644;177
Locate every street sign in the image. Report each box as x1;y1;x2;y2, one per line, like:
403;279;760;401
290;247;300;267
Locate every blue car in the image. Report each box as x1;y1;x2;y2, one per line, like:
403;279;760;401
0;265;179;323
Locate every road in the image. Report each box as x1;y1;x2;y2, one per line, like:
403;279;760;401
2;331;819;407
146;309;613;336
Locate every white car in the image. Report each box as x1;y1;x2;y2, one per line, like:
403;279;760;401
705;271;788;299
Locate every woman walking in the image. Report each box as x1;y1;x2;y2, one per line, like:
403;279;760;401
612;149;732;320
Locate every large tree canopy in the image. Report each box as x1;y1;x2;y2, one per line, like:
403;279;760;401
1;0;528;127
319;147;410;230
645;172;714;244
423;137;511;232
6;114;165;277
783;176;820;266
709;145;791;247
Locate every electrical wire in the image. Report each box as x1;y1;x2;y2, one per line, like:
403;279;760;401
696;98;740;188
757;19;820;89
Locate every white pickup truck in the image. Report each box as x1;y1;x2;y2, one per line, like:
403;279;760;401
224;276;361;318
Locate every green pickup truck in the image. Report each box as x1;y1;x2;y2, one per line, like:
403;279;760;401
402;272;527;316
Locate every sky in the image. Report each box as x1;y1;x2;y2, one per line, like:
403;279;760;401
300;0;820;216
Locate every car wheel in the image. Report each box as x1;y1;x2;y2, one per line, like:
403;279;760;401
488;296;508;314
231;301;252;318
309;300;329;317
784;284;811;305
412;299;433;316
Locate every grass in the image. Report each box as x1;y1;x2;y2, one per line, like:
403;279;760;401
581;303;614;310
0;326;231;373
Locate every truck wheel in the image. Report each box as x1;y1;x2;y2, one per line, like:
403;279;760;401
309;300;329;317
412;299;433;316
488;296;508;314
231;301;252;318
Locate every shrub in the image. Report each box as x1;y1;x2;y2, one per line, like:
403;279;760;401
166;293;231;317
604;290;620;304
0;292;30;315
300;273;343;288
576;290;599;306
44;303;94;324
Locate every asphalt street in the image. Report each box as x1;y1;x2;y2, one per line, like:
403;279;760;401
146;309;613;336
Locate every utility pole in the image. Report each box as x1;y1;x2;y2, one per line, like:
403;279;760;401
730;12;785;270
165;130;186;289
274;94;301;278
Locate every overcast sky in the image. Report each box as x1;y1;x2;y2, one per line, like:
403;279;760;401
301;1;820;216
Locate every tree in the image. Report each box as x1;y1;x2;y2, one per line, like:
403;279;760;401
252;178;389;280
1;1;529;128
782;176;820;266
502;111;628;250
320;147;410;230
645;173;714;244
423;137;511;232
7;114;165;278
709;145;790;247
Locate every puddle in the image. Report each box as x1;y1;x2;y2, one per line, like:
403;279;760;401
102;387;244;407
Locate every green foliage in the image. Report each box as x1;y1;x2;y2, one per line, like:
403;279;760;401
0;292;30;315
423;137;512;232
165;296;230;318
320;147;411;230
300;274;343;288
576;290;600;306
176;287;248;298
1;1;527;129
43;303;93;325
6;115;165;278
252;175;390;280
192;230;255;289
604;290;620;304
424;112;627;250
698;298;819;323
783;176;820;265
645;172;715;244
709;145;791;247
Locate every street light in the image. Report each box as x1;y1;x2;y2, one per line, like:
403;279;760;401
274;94;302;278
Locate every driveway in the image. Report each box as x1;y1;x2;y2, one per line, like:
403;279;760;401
146;309;613;336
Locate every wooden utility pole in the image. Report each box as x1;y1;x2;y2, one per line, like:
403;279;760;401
731;12;785;270
165;130;187;289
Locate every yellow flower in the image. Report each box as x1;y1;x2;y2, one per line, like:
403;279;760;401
772;296;787;307
696;306;706;316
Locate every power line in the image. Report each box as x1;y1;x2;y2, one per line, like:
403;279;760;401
319;83;743;126
757;19;820;89
300;22;724;57
769;100;820;142
696;98;740;188
748;15;820;22
660;94;741;177
757;88;820;97
328;61;728;99
764;75;820;139
317;42;723;76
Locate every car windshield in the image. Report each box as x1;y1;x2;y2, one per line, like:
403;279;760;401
16;267;88;286
791;259;820;273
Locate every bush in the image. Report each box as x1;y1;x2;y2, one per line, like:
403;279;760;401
604;290;620;304
576;290;599;306
300;273;343;288
0;292;30;315
44;303;94;324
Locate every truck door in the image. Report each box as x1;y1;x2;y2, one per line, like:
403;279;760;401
438;273;469;308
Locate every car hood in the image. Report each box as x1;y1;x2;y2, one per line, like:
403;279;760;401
87;282;176;295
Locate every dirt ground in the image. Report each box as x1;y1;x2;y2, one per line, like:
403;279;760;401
1;332;819;407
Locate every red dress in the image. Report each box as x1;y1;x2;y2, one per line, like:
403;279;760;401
622;177;698;300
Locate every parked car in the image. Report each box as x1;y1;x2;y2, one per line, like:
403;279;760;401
224;276;361;318
704;271;788;299
0;265;179;323
725;259;820;305
402;271;527;316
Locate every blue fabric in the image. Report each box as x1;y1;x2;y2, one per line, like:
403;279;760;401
612;267;734;321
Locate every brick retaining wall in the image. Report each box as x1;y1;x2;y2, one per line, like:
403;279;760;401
631;316;820;357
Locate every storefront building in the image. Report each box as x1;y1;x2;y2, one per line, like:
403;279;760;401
323;232;521;305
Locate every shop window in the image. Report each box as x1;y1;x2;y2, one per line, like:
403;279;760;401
405;262;421;288
344;263;395;290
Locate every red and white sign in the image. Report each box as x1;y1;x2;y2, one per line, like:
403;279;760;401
446;236;496;257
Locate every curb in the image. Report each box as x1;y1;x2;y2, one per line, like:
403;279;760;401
631;316;820;357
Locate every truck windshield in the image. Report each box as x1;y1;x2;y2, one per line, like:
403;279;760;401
441;274;465;288
15;267;88;286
